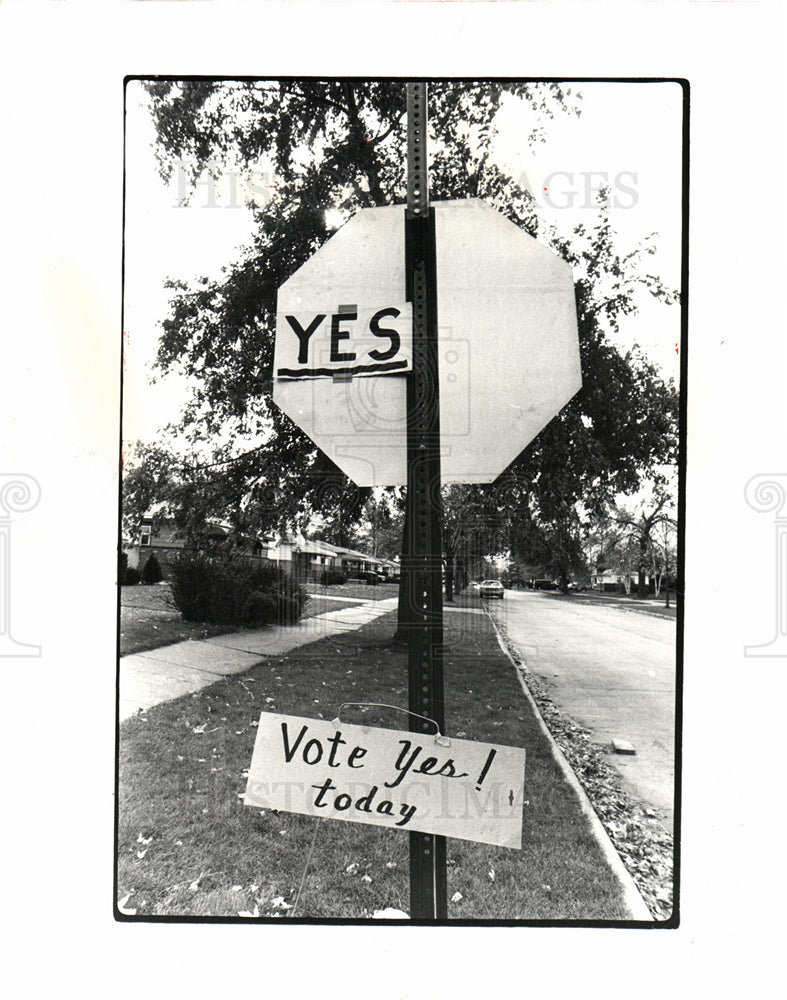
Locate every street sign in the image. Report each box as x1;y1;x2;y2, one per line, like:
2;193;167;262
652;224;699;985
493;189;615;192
244;712;527;849
275;303;413;380
274;198;581;487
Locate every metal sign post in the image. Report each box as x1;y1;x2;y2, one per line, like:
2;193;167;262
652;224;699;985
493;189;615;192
404;82;447;920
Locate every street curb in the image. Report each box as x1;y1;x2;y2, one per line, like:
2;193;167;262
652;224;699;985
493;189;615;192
486;612;654;922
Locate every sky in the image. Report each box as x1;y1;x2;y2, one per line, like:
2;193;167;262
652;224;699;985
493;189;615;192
123;79;683;449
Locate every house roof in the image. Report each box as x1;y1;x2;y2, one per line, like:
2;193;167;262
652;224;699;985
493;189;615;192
297;541;338;556
330;544;384;565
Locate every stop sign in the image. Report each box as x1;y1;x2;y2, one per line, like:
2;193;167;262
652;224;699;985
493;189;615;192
273;198;581;486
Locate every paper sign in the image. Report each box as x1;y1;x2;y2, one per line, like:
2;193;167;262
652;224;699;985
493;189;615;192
243;712;526;849
275;303;412;379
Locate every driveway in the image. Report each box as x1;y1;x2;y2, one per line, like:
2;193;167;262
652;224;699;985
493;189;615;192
491;590;677;832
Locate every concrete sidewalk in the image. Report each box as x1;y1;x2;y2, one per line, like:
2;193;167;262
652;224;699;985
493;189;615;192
119;597;399;722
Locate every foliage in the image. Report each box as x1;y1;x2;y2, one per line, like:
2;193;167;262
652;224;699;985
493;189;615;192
582;478;678;597
169;552;305;626
119;550;128;586
141;553;164;584
133;80;678;582
124;566;140;586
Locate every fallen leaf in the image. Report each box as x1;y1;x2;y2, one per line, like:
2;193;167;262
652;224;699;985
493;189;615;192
451;891;463;903
192;724;206;734
238;906;260;918
117;893;137;915
488;869;495;882
345;863;359;875
189;880;200;892
361;874;372;883
270;896;292;910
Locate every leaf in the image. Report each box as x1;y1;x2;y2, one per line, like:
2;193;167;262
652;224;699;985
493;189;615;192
451;892;463;903
270;896;292;910
238;905;260;918
372;908;409;919
117;893;137;915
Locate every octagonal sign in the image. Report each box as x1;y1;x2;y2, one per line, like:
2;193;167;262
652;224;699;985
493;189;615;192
273;199;581;486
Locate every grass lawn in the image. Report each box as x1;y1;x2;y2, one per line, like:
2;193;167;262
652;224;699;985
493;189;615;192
300;595;386;617
306;581;400;602
120;584;237;655
543;590;678;621
119;583;397;656
118;607;637;922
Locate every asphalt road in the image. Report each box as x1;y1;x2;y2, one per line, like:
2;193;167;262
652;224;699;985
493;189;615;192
492;590;677;832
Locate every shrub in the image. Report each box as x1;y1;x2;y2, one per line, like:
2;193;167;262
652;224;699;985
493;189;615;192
141;553;164;584
321;570;347;586
170;552;306;627
124;566;140;586
118;551;128;585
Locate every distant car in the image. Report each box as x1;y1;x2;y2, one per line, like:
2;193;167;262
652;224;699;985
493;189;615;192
479;579;505;599
469;581;480;591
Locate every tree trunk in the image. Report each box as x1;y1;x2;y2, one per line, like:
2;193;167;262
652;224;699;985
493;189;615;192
456;554;467;593
637;535;648;598
444;552;454;602
394;503;414;643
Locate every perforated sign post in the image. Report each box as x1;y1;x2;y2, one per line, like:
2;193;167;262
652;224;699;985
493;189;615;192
402;82;446;918
271;83;581;919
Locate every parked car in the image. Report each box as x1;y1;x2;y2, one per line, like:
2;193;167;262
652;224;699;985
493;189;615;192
479;579;505;599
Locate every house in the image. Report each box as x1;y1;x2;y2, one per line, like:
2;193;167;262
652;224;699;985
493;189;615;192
290;538;338;582
323;542;385;581
124;508;269;580
124;511;395;586
590;569;652;593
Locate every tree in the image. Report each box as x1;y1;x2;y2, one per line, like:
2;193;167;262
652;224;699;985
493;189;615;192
135;80;678;612
141;553;164;584
599;481;677;598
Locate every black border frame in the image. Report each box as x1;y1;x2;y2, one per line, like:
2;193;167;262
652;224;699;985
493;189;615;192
116;74;689;929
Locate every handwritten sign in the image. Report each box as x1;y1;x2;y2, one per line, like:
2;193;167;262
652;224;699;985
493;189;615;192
243;712;526;849
275;303;413;379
